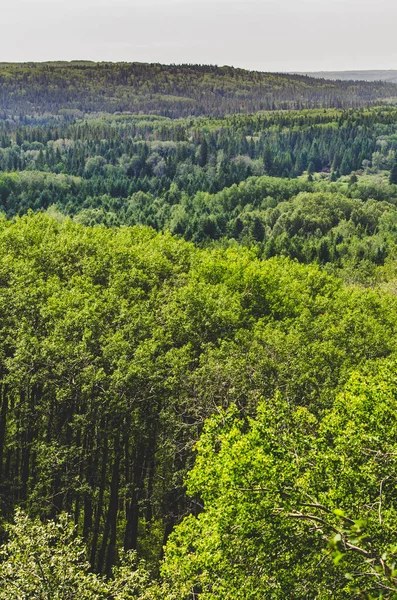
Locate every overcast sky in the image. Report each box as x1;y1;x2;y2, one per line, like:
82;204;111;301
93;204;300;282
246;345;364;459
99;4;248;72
2;0;396;72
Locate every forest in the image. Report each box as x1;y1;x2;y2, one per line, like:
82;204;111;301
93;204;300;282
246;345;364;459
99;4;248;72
0;62;396;117
2;62;397;599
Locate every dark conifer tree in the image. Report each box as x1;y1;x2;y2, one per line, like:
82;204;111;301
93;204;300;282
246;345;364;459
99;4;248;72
390;162;397;184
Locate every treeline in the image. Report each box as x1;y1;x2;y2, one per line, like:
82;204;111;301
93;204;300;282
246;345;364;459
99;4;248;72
1;108;397;196
1;215;397;597
1;170;397;276
0;62;396;118
1;108;397;277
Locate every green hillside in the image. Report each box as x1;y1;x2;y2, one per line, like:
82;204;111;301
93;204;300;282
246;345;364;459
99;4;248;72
0;62;396;117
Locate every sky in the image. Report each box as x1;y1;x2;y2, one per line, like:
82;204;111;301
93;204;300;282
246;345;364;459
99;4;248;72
2;0;397;72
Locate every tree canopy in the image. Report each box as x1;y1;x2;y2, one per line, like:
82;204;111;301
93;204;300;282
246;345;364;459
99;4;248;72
1;62;397;598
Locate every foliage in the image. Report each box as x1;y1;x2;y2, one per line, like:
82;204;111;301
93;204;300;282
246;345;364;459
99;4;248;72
1;62;397;597
2;106;397;277
161;361;397;598
0;509;108;599
0;62;395;118
0;509;159;599
1;215;397;577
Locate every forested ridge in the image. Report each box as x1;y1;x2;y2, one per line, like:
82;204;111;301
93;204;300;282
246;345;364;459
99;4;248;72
0;62;396;117
2;63;397;598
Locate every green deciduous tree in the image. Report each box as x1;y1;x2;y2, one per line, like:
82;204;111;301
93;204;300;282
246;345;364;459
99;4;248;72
0;510;160;600
0;510;108;599
160;360;397;599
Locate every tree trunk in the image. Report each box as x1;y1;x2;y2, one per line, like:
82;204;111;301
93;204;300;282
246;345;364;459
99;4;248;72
91;435;108;569
98;442;120;576
0;385;8;477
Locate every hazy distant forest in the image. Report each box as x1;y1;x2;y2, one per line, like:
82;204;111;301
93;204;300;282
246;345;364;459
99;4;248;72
3;62;397;599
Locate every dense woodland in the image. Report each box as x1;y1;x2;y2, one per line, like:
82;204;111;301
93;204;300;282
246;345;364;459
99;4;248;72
2;63;397;599
2;106;397;280
0;62;397;118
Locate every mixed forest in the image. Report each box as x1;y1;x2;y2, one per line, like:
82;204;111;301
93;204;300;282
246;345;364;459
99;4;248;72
2;62;397;599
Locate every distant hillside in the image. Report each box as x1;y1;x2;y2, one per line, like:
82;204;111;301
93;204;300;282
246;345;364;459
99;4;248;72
0;62;396;119
296;70;397;84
